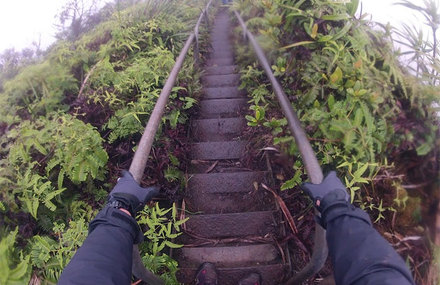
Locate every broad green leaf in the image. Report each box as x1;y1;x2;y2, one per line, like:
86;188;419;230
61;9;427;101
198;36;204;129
33;140;48;156
281;41;314;50
174;217;189;229
347;0;360;16
327;94;335;111
31;199;39;219
330;67;343;84
165;241;183;249
343;130;356;147
416;142;432;156
354;108;363;127
332;22;353;41
322;14;349;21
172;203;177;219
354;163;369;179
8;256;30;281
156;242;166;253
311;23;318;39
281;178;296;191
57;169;65;190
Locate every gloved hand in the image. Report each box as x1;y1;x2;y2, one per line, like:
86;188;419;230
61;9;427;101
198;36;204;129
108;170;159;216
301;171;350;227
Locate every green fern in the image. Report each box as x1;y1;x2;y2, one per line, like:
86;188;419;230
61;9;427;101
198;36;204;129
30;218;88;283
14;166;65;219
0;228;31;285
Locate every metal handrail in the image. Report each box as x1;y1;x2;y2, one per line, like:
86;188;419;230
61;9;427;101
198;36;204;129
194;0;213;65
128;1;213;283
234;11;328;285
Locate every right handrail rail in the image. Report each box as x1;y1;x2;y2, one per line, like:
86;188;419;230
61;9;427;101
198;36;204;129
234;10;328;284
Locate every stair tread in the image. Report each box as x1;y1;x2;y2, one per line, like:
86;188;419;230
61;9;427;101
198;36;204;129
177;264;289;285
185;211;277;238
207;57;234;67
203;86;245;99
185;190;275;214
209;51;234;58
177;244;279;267
199;98;247;118
176;10;287;284
192;117;245;142
202;74;240;87
188;171;266;193
204;65;238;76
191;141;246;160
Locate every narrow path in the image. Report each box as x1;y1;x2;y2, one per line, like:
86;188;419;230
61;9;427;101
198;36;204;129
176;9;288;284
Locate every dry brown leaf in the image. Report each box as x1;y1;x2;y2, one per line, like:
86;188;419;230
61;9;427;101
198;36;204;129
261;183;298;234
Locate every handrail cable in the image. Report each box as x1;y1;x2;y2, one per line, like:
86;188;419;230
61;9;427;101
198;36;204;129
234;11;328;285
128;1;213;283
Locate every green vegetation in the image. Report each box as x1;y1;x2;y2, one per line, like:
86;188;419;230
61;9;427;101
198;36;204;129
234;0;439;283
0;0;208;283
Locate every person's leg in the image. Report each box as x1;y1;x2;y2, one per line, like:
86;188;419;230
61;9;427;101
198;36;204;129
195;263;218;285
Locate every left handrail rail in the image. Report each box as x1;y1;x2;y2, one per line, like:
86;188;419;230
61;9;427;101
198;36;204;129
128;0;213;283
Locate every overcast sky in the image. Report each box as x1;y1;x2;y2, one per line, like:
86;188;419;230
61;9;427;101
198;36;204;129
0;0;67;52
0;0;433;53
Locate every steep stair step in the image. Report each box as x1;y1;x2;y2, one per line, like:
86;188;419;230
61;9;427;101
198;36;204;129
210;30;230;36
177;264;288;285
205;65;238;75
188;160;248;174
185;190;274;214
185;211;276;238
191;117;245;141
211;27;230;33
177;244;279;268
210;46;234;55
188;172;266;194
207;57;234;67
203;86;245;99
211;39;232;45
210;38;231;45
199;98;247;118
191;141;246;160
210;47;233;56
202;74;240;87
209;50;234;59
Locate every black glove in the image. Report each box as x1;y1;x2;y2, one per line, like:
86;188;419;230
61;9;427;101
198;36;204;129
301;171;350;227
108;170;159;216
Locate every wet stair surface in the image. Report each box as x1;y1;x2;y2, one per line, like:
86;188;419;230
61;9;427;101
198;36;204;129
176;9;288;285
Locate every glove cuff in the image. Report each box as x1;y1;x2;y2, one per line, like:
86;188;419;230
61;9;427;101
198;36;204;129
89;206;144;244
109;193;142;217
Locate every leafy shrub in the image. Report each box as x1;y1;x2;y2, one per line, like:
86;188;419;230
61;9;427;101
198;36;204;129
0;0;207;283
0;61;77;120
235;1;439;282
1;114;108;219
0;228;31;285
235;0;439;209
138;203;187;284
30;218;89;282
8;114;108;184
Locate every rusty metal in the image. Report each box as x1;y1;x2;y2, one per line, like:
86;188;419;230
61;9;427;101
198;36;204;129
234;10;328;285
128;1;213;283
